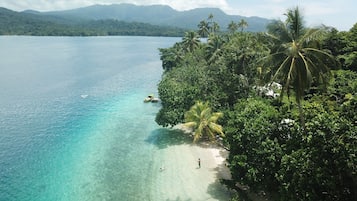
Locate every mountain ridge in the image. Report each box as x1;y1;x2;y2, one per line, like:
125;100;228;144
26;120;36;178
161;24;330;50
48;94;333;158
0;4;272;36
37;3;272;32
0;6;187;36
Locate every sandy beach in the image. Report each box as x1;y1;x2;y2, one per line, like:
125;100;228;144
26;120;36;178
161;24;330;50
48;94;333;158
151;142;232;201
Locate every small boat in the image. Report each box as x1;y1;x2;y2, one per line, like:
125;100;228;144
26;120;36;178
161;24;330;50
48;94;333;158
151;98;159;102
144;97;152;102
144;94;159;103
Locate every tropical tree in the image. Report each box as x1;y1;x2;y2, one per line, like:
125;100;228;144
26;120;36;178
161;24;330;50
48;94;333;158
238;19;248;32
159;43;184;71
207;13;214;29
264;6;337;129
204;13;220;34
227;21;238;34
183;101;224;143
211;22;220;34
205;34;225;63
225;98;282;195
182;31;200;52
198;20;210;38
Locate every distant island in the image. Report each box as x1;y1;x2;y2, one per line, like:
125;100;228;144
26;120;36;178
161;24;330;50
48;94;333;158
0;4;271;37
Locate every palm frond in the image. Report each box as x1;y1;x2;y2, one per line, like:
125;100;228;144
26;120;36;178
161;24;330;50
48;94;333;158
298;52;313;88
183;122;197;129
272;56;292;82
285;6;305;40
208;123;224;136
193;123;204;143
208;112;223;122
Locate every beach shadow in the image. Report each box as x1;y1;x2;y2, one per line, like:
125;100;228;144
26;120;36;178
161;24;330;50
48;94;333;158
207;179;233;201
145;128;192;149
207;151;233;201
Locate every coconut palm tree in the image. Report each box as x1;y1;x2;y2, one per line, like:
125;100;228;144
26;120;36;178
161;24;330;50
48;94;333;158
265;7;336;129
198;20;210;38
238;19;248;32
205;34;224;63
228;21;239;34
182;31;200;52
205;14;220;34
183;101;224;143
211;22;220;34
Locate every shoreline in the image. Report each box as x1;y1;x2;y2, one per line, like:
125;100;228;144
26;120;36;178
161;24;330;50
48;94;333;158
152;126;232;200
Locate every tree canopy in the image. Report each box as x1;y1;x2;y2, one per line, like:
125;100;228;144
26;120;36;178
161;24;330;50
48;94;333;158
156;8;356;201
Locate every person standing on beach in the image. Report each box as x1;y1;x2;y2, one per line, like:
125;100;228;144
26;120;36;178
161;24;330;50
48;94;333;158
198;158;201;168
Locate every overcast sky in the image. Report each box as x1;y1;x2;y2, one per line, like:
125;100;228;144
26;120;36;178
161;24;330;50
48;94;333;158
1;0;356;31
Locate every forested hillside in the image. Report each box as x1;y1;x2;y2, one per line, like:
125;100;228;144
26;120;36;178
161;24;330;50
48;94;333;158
44;4;271;32
0;7;186;36
0;3;272;36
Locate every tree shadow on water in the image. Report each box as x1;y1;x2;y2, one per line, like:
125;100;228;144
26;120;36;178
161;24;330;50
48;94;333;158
145;128;192;149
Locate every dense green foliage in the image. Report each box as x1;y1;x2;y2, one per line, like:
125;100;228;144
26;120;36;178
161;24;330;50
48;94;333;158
0;7;186;36
156;7;356;201
322;23;357;72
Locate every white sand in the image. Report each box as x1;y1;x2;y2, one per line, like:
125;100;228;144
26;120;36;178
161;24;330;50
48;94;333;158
151;143;232;201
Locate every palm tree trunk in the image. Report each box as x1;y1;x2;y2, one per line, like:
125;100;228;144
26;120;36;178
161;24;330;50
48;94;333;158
297;100;306;131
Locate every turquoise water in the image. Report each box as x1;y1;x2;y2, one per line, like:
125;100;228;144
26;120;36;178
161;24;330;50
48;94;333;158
0;36;180;201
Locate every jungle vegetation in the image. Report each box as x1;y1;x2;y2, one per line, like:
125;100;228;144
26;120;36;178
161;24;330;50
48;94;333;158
156;7;356;201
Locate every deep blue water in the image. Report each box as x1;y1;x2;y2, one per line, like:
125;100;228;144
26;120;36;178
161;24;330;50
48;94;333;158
0;36;179;201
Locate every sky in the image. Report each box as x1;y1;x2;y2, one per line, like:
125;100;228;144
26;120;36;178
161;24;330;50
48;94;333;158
0;0;356;31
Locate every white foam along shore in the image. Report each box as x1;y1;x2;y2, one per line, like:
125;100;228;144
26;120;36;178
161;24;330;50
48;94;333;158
151;126;232;200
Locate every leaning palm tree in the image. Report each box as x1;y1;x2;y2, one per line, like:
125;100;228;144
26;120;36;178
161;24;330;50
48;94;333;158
265;7;336;129
183;101;224;143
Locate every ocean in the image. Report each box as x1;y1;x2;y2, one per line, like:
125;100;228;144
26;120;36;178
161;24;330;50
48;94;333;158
0;36;180;201
0;36;231;201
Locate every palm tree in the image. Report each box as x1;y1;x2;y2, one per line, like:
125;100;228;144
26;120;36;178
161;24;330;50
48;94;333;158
206;34;224;63
183;101;224;143
182;31;200;52
211;22;220;34
265;7;336;129
228;21;238;34
238;19;248;32
206;14;221;34
198;20;210;38
207;13;214;26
